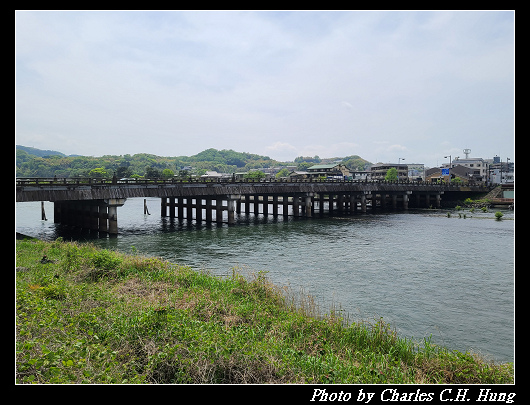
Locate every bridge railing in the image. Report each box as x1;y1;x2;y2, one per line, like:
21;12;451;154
16;176;489;189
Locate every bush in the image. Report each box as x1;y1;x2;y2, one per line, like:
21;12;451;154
91;250;123;271
495;211;504;220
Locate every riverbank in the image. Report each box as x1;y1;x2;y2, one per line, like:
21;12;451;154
15;239;514;384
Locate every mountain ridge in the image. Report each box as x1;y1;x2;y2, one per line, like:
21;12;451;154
15;145;371;178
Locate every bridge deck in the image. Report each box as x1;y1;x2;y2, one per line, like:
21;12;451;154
16;177;486;202
16;177;490;235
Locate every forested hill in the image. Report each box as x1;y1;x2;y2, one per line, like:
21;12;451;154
15;146;371;178
15;147;278;178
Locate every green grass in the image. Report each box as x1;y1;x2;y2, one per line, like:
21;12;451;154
15;239;514;384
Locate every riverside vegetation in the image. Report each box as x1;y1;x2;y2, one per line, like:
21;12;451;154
16;238;514;384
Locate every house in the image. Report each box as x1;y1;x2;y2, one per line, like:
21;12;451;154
287;171;310;180
350;171;370;181
200;171;231;180
306;164;351;179
450;157;489;183
425;164;473;183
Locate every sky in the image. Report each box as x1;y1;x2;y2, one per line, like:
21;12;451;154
15;10;514;167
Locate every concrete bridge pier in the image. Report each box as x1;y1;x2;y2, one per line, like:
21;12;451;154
361;194;367;213
105;199;126;235
403;192;410;210
53;198;125;235
227;195;240;225
391;194;397;210
304;194;313;217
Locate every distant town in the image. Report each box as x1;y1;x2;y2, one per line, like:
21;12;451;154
203;150;514;187
16;145;513;186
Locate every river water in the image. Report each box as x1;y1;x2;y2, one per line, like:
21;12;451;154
16;198;515;363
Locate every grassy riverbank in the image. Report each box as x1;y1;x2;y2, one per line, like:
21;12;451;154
16;239;514;384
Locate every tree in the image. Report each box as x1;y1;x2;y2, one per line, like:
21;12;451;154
384;168;398;181
116;166;132;178
177;169;190;179
244;170;266;180
275;168;290;178
145;166;161;178
297;162;312;171
89;167;109;178
161;168;175;178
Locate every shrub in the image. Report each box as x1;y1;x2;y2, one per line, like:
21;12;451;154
91;250;123;271
495;211;504;220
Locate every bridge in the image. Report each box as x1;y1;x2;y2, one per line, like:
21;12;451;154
16;177;488;235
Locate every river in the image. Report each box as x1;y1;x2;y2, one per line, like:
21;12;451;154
16;198;515;363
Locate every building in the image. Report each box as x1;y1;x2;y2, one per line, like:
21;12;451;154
200;171;231;180
425;164;474;183
287;171;310;180
407;164;425;181
450;157;489;183
306;164;351;179
369;163;408;181
485;157;514;185
350;171;370;181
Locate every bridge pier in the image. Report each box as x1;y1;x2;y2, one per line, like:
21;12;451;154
53;198;125;235
403;193;409;210
18;179;478;234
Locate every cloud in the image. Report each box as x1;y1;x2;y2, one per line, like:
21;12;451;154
15;11;514;166
387;144;408;152
265;142;299;160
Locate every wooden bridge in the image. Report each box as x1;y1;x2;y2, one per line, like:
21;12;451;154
16;177;488;235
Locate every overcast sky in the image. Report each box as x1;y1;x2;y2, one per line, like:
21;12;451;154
15;10;514;167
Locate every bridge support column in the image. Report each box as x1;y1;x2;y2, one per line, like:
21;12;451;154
186;198;193;221
108;205;118;234
392;194;397;209
293;196;300;217
169;197;176;218
90;204;99;231
337;195;344;214
328;195;334;215
206;198;213;222
283;196;289;217
305;195;313;217
227;195;240;225
361;194;367;213
403;193;409;210
272;195;279;216
196;198;203;222
263;196;269;216
99;203;108;233
227;199;235;225
349;195;356;214
244;195;250;215
216;198;223;223
105;198;126;235
54;202;62;223
161;197;167;217
435;193;442;208
177;197;184;220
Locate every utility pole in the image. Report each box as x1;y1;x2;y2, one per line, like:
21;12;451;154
444;155;451;183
